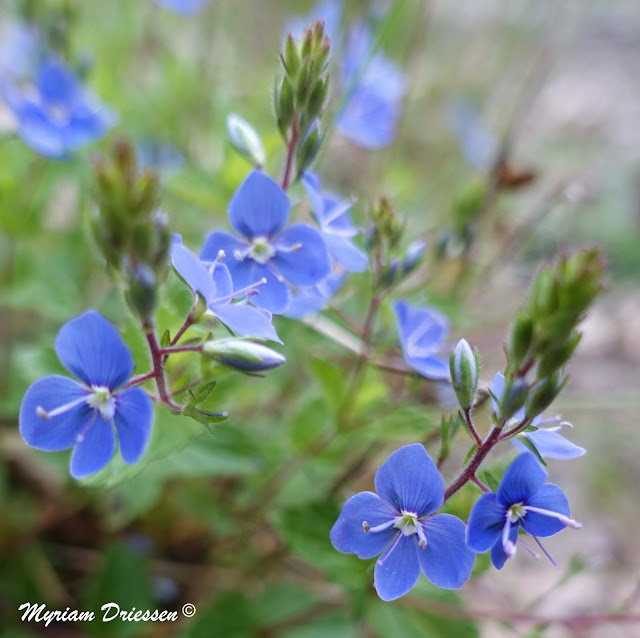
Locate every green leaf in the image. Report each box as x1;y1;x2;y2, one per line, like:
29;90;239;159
515;435;547;467
463;444;478;467
479;469;500;492
160;329;171;347
309;358;346;415
289;397;332;450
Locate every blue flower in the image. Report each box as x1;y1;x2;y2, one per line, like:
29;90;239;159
2;57;116;159
283;273;345;319
200;170;331;314
19;311;154;479
170;236;281;343
302;172;368;273
0;21;40;81
466;452;582;569
331;444;475;600
153;0;212;15
490;373;586;460
336;24;407;150
392;300;450;380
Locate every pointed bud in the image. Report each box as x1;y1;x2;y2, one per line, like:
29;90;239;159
202;339;286;372
499;379;529;423
295;120;321;175
227;113;266;168
125;261;157;323
509;313;534;368
450;339;479;410
537;331;581;379
305;77;328;122
284;34;300;77
276;77;295;138
525;373;567;420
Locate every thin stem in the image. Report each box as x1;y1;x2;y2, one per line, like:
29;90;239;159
159;345;203;355
281;114;299;191
123;370;157;388
471;475;490;492
499;416;529;440
170;311;196;346
145;329;181;411
463;407;483;447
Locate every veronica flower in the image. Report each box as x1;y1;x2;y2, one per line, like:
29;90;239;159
392;300;450;381
200;170;331;315
153;0;212;15
331;444;475;600
2;57;115;159
466;452;582;569
283;273;344;319
490;372;585;460
302;172;368;273
336;23;407;150
170;236;280;343
19;311;154;479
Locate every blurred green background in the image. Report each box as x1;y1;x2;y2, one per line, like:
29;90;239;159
1;1;639;636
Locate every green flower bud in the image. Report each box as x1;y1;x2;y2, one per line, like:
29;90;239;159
525;372;567;420
295;120;321;175
449;339;479;410
537;331;581;379
125;262;157;323
283;33;300;77
499;379;528;423
509;313;534;368
305;77;328;123
227;113;266;168
276;77;295;139
202;339;286;373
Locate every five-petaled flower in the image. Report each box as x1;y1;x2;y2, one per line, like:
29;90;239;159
331;443;475;601
200;170;331;314
393;300;451;381
19;311;154;479
466;452;582;569
491;373;586;460
2;57;115;159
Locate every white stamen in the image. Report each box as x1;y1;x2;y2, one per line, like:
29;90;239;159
416;522;427;550
35;395;87;420
212;278;268;304
501;517;514;554
523;506;582;528
365;519;397;534
217;249;226;260
362;521;371;532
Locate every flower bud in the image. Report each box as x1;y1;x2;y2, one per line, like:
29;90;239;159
202;339;285;372
125;262;157;323
449;339;478;410
305;77;328;123
536;330;581;379
227;113;266;168
525;373;566;420
509;313;533;368
295;120;321;175
276;77;295;138
498;379;528;423
283;33;300;77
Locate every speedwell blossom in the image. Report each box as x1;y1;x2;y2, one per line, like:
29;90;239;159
466;452;582;569
19;311;154;479
2;57;115;159
170;236;281;343
490;372;585;460
283;273;344;319
393;300;450;381
200;170;331;314
331;444;475;601
302;172;368;273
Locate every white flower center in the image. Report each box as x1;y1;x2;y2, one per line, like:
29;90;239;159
86;385;116;421
248;236;275;264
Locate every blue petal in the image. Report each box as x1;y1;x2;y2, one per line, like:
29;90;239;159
37;58;80;105
210;303;282;343
523;484;570;537
228;170;290;239
392;300;449;358
19;375;91;451
418;514;475;589
283;286;330;319
404;354;451;381
515;429;586;460
490;524;519;570
374;443;445;516
374;536;420;601
113;388;154;465
496;453;547;507
330;491;397;559
318;197;358;236
11;99;66;158
490;372;525;422
153;0;211;15
465;492;506;552
272;224;331;287
63;109;115;150
70;417;116;479
323;233;368;273
200;231;247;266
224;258;290;314
55;310;134;390
171;241;217;301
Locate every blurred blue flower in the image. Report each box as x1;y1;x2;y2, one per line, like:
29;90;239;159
200;170;331;314
446;98;497;171
392;300;450;380
135;139;185;177
170;236;281;343
2;57;116;159
19;310;154;479
283;273;344;319
153;0;212;15
0;21;40;81
466;452;581;569
490;372;586;460
331;443;475;600
336;23;407;150
302;172;367;273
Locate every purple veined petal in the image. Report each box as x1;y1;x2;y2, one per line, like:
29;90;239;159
465;492;507;552
496;453;547;507
228;170;290;240
223;258;290;314
210;303;282;343
490;523;519;570
514;429;586;460
418;514;475;589
69;417;116;479
373;535;420;601
404;354;451;381
330;491;398;559
36;58;80;105
200;231;248;266
55;310;134;390
19;375;92;451
374;443;445;517
113;387;154;465
322;233;368;273
271;224;331;287
171;241;218;301
523;484;571;537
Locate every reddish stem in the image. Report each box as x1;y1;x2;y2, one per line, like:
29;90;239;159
170;312;195;347
463;408;483;447
145;329;180;411
159;345;202;355
281;115;299;191
471;475;490;492
123;370;157;388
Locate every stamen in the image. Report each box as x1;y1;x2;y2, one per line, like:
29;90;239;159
76;409;99;444
234;247;251;262
276;242;303;254
501;517;516;556
415;521;427;550
364;518;397;534
213;278;267;303
523;506;582;528
266;261;285;283
537;415;562;426
36;395;87;420
520;520;557;567
362;521;370;532
377;525;407;566
217;250;226;261
518;538;541;559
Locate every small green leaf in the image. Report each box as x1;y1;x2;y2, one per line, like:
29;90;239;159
160;329;171;347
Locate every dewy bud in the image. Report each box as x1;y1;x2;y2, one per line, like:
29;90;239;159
525;372;567;420
227;113;266;168
499;379;528;423
202;339;286;372
449;339;478;410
